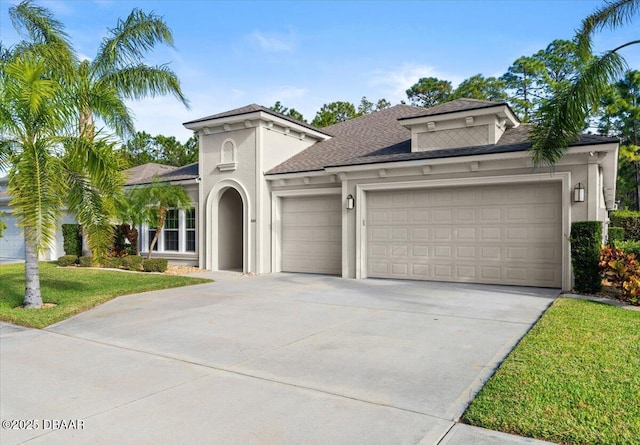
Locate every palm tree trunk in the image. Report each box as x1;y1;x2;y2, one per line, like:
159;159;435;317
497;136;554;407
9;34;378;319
23;236;43;308
147;208;167;259
79;107;95;141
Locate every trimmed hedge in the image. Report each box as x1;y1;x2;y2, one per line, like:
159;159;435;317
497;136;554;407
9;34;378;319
143;258;168;273
610;210;640;241
57;255;78;267
103;257;123;269
607;227;625;246
570;221;602;294
78;256;93;267
615;240;640;256
62;224;82;256
121;255;143;271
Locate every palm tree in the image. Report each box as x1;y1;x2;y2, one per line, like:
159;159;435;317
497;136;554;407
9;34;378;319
3;1;189;307
125;178;191;259
1;54;73;307
530;0;639;167
10;1;189;142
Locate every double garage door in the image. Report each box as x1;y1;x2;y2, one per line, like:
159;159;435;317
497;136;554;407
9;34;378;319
367;182;562;288
279;182;562;288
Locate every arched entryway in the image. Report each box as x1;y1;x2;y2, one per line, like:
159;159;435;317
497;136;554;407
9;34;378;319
218;188;243;271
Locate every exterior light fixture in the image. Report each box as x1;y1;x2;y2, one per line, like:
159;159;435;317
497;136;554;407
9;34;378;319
574;183;585;202
346;194;355;210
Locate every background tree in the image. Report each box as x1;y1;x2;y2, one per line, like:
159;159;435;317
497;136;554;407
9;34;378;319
405;77;452;107
121;132;198;167
357;96;392;115
126;178;191;258
452;74;508;102
270;101;307;122
531;0;639;167
501;56;545;121
598;70;640;209
311;101;358;127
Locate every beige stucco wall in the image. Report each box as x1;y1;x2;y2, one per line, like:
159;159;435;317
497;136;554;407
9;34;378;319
198;120;320;273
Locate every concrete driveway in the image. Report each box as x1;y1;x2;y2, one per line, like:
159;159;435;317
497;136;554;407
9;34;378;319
1;273;558;444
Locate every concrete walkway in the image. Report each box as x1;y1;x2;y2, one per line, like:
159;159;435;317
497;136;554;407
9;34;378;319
1;273;558;444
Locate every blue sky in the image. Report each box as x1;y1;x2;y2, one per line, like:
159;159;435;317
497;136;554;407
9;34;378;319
1;0;638;142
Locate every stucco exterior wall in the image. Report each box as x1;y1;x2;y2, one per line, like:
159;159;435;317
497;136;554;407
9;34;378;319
199;127;257;272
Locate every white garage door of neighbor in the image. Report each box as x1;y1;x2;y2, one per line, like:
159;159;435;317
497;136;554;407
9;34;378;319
0;213;25;262
281;195;342;275
367;182;563;288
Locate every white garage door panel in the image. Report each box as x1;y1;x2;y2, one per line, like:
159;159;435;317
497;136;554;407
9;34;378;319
281;196;341;275
367;183;562;287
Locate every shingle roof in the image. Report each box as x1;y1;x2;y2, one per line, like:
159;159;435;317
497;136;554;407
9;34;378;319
267;104;427;174
327;126;617;168
125;162;199;186
183;103;327;135
397;98;511;120
267;99;616;175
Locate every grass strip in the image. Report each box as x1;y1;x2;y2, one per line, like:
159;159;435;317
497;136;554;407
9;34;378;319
0;262;211;328
463;298;640;445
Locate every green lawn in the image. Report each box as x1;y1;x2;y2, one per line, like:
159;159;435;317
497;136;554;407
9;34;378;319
0;262;211;329
463;298;640;445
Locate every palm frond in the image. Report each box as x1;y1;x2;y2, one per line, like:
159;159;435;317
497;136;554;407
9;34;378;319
7;139;65;254
530;50;626;167
577;0;640;57
101;64;189;108
8;1;76;72
93;9;174;76
88;85;136;140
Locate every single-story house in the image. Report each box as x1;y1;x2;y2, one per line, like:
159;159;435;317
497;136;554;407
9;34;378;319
1;98;618;290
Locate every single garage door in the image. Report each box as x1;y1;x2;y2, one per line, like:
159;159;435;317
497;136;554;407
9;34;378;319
0;213;25;262
281;195;341;275
367;182;562;287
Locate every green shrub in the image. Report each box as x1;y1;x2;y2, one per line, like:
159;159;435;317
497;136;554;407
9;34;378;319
103;257;123;269
610;210;640;241
570;221;602;294
121;255;143;271
78;256;93;267
143;258;168;273
57;255;78;267
607;226;625;246
62;224;82;256
615;240;640;256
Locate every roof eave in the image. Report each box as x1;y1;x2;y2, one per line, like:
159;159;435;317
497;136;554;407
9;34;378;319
399;103;520;128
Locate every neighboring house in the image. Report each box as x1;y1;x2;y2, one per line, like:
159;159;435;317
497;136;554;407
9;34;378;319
0;177;77;263
1;98;618;290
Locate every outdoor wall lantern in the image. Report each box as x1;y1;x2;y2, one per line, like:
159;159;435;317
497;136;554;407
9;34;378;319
346;194;355;210
574;183;585;203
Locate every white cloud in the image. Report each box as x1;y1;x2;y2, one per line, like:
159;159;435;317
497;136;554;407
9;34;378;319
265;86;307;103
247;30;296;52
231;89;246;99
368;63;464;103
